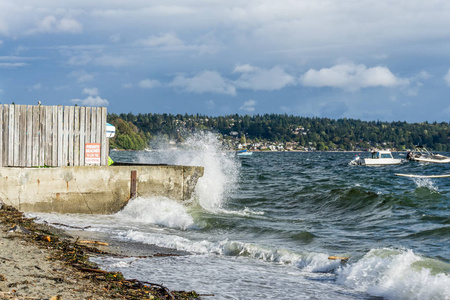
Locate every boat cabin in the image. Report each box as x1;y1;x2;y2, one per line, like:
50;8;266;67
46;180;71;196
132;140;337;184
372;151;394;159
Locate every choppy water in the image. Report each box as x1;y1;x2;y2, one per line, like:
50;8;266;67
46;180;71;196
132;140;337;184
29;134;450;299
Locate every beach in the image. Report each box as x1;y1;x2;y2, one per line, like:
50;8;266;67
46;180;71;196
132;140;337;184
0;203;200;300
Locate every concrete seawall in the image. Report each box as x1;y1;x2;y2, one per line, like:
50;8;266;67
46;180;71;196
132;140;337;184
0;165;204;214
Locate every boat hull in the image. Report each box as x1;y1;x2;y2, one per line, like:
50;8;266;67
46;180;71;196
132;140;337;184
410;157;450;163
362;158;403;165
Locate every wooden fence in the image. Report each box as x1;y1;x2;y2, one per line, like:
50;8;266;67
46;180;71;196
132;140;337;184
0;104;108;167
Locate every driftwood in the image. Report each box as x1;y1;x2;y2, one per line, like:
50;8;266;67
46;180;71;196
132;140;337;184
127;279;175;300
328;256;349;262
77;240;109;246
78;267;110;274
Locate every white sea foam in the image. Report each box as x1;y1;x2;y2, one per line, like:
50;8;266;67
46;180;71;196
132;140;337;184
117;229;337;272
115;196;195;230
413;178;438;191
336;248;450;300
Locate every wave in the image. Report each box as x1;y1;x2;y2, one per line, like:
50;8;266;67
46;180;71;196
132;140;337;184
404;226;450;239
115;196;196;230
116;229;340;272
118;228;450;300
303;187;392;219
336;248;450;300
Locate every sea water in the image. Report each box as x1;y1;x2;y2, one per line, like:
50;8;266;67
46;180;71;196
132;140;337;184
29;133;450;299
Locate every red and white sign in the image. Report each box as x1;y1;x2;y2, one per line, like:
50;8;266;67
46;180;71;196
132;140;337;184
85;143;101;164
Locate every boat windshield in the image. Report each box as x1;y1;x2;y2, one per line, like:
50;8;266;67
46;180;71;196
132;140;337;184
380;153;392;159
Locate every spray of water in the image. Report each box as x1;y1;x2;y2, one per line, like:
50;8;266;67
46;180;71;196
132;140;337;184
336;248;450;300
116;196;195;230
413;178;438;192
136;131;240;212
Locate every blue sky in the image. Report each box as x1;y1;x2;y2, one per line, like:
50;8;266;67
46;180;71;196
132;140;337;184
1;1;450;122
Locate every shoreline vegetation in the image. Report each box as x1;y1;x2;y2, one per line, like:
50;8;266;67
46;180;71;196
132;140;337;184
0;203;203;300
107;113;450;152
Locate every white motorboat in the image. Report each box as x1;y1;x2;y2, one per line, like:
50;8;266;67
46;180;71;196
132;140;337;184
237;149;253;156
349;150;403;166
406;146;450;163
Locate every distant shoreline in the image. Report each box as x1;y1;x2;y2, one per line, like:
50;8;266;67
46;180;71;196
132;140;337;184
112;148;413;153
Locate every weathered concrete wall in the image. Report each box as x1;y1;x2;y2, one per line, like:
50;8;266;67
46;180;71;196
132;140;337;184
0;165;203;214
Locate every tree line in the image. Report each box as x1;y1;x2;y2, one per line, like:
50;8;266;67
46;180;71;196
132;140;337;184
107;112;450;151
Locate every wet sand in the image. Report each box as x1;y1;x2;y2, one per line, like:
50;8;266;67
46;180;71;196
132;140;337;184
0;204;199;300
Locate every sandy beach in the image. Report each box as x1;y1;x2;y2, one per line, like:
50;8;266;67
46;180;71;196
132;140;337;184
0;203;200;300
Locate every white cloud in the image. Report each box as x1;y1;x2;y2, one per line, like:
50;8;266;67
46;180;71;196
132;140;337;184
82;88;99;96
31;15;82;34
29;83;42;91
70;96;109;106
122;83;133;89
240;99;257;112
0;62;28;68
234;65;295;91
70;88;108;106
137;33;184;48
67;53;95;66
93;55;131;67
170;71;236;95
139;79;161;89
136;32;217;54
233;64;258;73
444;69;450;86
301;63;409;90
67;52;131;67
69;70;95;83
110;34;121;43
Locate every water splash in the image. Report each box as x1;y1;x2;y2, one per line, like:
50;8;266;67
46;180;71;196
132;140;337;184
116;197;195;230
336;248;450;300
177;132;240;212
413;178;439;192
135;132;240;212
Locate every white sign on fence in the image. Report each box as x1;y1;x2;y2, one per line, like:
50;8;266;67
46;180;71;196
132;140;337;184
85;143;101;164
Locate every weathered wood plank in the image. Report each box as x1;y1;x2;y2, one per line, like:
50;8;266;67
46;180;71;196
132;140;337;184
19;105;27;167
96;107;102;143
3;105;10;166
39;105;45;167
0;105;3;167
13;105;20;166
32;106;40;166
52;106;58;166
85;107;91;144
57;106;63;166
74;106;80;166
45;106;52;167
8;105;14;166
26;106;33;167
79;106;86;166
68;106;74;166
100;107;107;166
91;107;97;144
62;106;70;166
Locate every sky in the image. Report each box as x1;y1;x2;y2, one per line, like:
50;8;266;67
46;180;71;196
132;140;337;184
1;1;450;123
